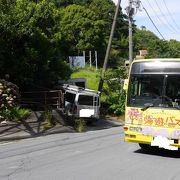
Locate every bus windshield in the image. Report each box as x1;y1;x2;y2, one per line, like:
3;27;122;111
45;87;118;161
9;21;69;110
127;74;180;108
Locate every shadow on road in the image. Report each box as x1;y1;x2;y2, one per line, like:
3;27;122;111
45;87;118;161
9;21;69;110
0;110;123;140
134;147;180;158
57;109;123;132
0;111;64;140
85;119;123;131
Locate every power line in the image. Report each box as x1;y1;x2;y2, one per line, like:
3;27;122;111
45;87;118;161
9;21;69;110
145;0;176;36
140;2;165;40
162;0;180;31
144;0;167;37
154;0;180;34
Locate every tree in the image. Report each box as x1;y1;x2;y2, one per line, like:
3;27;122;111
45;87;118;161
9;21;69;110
88;0;129;66
134;28;180;58
133;28;159;54
59;4;106;62
0;0;71;90
56;0;91;7
168;39;180;57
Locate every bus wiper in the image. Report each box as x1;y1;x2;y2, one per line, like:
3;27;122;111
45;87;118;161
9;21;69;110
141;103;154;111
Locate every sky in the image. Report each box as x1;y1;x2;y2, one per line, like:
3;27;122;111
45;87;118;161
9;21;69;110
112;0;180;41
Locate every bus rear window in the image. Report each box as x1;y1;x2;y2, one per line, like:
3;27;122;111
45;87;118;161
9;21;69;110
78;95;94;106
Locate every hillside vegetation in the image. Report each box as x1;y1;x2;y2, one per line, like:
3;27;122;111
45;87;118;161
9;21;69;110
71;67;100;91
71;66;126;116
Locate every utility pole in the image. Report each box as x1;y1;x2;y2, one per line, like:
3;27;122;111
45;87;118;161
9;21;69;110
89;51;92;67
126;0;134;64
98;0;121;92
126;0;141;64
95;51;98;70
128;0;133;64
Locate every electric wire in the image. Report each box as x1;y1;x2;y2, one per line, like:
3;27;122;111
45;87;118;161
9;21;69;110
162;0;180;31
146;0;175;33
154;0;180;34
144;0;168;37
141;0;180;52
140;2;165;40
137;1;180;53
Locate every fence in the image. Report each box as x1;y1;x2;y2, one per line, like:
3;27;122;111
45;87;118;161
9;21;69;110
21;90;64;110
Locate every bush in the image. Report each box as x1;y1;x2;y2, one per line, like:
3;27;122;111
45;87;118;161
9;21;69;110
101;68;127;116
108;92;126;116
0;79;21;121
0;79;30;122
10;106;30;121
43;110;56;130
74;119;86;132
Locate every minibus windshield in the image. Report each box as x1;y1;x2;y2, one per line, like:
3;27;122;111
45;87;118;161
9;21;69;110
128;74;180;108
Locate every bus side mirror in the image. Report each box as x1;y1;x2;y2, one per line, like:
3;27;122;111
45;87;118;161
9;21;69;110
123;79;128;92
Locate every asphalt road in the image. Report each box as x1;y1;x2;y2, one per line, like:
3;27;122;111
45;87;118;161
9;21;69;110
0;126;180;180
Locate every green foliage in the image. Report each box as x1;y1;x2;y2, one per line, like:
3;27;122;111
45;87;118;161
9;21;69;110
107;91;126;115
166;39;180;57
56;0;91;7
71;66;127;116
1;0;180;96
8;106;31;121
88;0;115;33
88;0;129;66
109;37;129;67
101;67;127;116
134;28;180;58
43;110;55;130
74;118;86;132
71;66;100;90
0;0;71;90
59;4;106;56
0;0;129;90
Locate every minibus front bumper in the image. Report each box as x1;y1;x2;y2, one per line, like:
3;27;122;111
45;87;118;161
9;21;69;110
124;125;180;148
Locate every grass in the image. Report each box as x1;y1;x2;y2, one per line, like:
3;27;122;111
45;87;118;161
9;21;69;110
8;106;31;122
71;66;100;91
43;110;56;130
74;118;86;132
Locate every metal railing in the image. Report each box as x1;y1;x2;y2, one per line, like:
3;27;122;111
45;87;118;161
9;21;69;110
21;90;64;110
